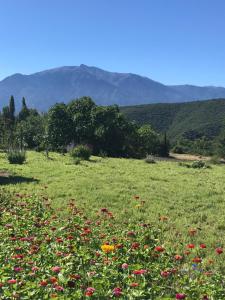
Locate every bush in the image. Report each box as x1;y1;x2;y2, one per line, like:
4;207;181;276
70;145;92;161
191;160;207;168
7;150;26;164
179;160;210;169
172;144;185;154
145;155;156;164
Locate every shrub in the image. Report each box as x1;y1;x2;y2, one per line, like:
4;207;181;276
70;145;92;161
172;144;185;154
145;155;156;164
7;150;26;164
191;160;207;169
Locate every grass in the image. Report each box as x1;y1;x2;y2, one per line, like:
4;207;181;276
0;151;225;249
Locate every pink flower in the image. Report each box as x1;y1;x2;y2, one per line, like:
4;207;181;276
14;267;23;272
54;285;64;292
121;263;128;269
176;294;186;299
113;287;122;297
51;266;61;273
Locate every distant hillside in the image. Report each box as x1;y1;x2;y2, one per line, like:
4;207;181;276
1;65;225;111
121;99;225;141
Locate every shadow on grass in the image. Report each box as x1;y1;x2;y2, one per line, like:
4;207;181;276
0;175;39;185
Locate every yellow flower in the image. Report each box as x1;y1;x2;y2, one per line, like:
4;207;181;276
101;244;115;253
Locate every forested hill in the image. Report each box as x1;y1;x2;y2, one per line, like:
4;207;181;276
121;99;225;141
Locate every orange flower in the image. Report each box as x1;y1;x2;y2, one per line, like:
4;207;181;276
192;257;202;263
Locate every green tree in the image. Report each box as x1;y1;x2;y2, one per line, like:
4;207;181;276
92;105;134;156
18;97;30;121
67;97;96;144
9;95;15;125
16;114;44;149
47;103;72;151
158;133;170;157
137;124;160;157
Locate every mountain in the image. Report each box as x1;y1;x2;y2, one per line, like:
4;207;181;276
1;64;225;111
121;99;225;142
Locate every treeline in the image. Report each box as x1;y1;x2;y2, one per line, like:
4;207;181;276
121;99;225;156
0;96;169;158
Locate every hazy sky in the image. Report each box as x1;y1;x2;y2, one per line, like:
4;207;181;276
0;0;225;86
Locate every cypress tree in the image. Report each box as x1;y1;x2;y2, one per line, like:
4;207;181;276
19;97;30;121
9;95;15;125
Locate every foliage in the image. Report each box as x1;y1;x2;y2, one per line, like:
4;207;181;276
7;150;26;164
47;103;72;151
157;133;170;157
121;99;225;143
191;160;208;169
67;97;96;144
172;144;185;154
137;124;160;157
18;97;30;121
70;144;92;161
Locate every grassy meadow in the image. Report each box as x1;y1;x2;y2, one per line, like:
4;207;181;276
0;151;225;299
0;151;225;248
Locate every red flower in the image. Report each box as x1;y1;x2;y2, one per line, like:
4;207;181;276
216;247;223;254
50;277;58;284
133;269;147;275
40;280;48;287
200;244;206;249
131;242;140;250
187;243;195;249
8;279;17;284
85;287;95;296
155;246;164;252
176;294;186;299
161;271;170;277
100;208;108;213
192;257;202;263
127;231;136;237
130;282;139;287
174;255;183;261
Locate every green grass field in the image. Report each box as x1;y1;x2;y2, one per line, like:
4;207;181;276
0;151;225;249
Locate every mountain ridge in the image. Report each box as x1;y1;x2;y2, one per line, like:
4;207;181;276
1;64;225;111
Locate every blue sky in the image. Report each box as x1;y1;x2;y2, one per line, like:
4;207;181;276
0;0;225;86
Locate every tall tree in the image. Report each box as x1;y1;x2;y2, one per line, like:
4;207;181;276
18;97;30;121
47;103;73;151
67;97;96;144
9;95;15;125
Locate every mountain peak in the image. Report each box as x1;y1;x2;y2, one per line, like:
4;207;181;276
0;65;225;111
